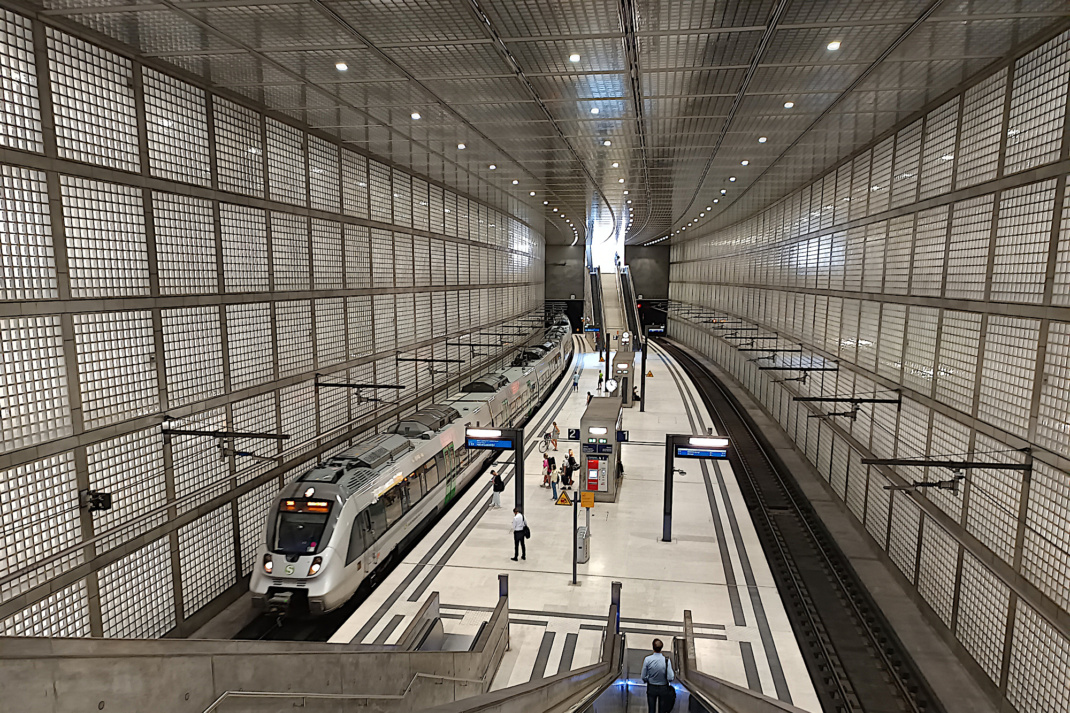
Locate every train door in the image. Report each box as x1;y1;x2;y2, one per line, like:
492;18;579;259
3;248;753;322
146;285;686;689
441;445;458;504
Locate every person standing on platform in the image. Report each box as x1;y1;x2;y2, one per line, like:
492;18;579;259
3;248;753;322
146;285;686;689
490;470;504;509
547;453;557;477
597;371;604;391
551;421;560;450
541;456;551;487
549;466;560;501
567;450;579;484
510;508;527;561
641;639;675;712
572;371;580;392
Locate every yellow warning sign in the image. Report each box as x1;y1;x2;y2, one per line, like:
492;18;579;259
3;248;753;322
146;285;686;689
647;370;654;377
581;492;594;508
599;356;605;362
555;491;573;506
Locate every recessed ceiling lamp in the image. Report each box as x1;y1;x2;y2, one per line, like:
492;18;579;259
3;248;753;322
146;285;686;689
713;199;719;203
512;179;518;184
530;191;536;196
729;176;736;182
741;160;749;165
758;136;768;143
569;53;581;62
591;107;600;114
611;162;619;168
410;112;421;120
618;178;625;183
827;40;841;51
720;189;727;194
457;143;466;149
553;208;558;212
335;61;348;71
488;164;497;170
603;140;611;146
543;200;549;205
706;206;712;210
784;101;795;109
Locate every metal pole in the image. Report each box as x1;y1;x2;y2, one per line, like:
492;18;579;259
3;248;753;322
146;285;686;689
663;435;674;542
515;432;525;511
640;324;648;412
572;496;579;585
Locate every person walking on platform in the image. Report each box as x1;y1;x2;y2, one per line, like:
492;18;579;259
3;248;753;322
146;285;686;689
490;470;504;509
597;371;604;391
586;391;593;405
510;508;528;561
551;421;560;451
641;639;676;712
572;371;580;392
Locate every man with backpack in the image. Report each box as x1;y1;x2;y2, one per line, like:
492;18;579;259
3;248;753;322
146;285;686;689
510;507;528;561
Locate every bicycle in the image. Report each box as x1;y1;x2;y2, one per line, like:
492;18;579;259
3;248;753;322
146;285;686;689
537;433;552;453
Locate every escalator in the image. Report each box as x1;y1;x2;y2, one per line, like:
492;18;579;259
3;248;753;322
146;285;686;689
619;266;642;345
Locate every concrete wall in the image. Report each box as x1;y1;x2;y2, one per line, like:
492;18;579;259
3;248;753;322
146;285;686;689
0;597;509;713
545;245;587;300
624;246;669;299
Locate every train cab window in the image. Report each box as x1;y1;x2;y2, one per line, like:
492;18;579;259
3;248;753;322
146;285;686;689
274;502;332;555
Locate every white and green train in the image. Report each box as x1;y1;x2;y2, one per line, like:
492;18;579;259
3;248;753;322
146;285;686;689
250;318;573;616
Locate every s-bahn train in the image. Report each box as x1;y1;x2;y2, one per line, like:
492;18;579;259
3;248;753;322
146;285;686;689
250;317;574;616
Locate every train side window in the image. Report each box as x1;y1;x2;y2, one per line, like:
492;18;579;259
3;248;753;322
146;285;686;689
423;459;440;489
346;511;370;565
383;486;404;526
408;472;425;501
367;499;388;535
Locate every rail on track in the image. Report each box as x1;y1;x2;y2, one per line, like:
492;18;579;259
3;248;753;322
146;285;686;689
657;339;944;713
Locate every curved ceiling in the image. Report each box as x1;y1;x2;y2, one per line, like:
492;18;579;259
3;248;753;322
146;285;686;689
33;0;1070;245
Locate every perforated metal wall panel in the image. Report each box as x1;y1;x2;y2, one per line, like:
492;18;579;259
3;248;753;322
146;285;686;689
667;30;1070;705
0;6;546;639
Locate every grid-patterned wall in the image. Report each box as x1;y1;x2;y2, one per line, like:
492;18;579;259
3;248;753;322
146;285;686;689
669;31;1070;713
0;9;544;638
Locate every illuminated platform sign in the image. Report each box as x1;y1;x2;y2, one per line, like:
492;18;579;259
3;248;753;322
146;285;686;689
674;446;728;459
673;437;730;460
465;428;518;450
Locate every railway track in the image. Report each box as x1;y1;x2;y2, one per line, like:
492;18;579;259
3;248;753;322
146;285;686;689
657;339;942;713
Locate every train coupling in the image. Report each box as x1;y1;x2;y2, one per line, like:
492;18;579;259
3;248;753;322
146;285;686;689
266;591;293;617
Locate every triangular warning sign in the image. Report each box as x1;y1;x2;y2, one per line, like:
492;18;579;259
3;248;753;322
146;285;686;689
647;370;654;377
598;356;605;362
555;491;573;506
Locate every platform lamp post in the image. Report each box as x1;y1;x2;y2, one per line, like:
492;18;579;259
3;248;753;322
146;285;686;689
663;435;730;542
466;428;526;510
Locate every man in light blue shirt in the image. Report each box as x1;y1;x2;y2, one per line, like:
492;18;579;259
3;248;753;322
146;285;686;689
640;638;675;712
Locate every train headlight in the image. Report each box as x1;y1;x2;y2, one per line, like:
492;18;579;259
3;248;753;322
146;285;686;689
262;554;273;574
308;556;323;576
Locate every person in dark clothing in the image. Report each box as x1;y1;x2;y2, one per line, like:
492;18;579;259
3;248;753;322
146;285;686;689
490;470;504;509
586;391;593;405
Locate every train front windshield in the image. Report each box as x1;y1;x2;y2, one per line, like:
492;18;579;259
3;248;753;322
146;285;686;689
274;500;331;555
